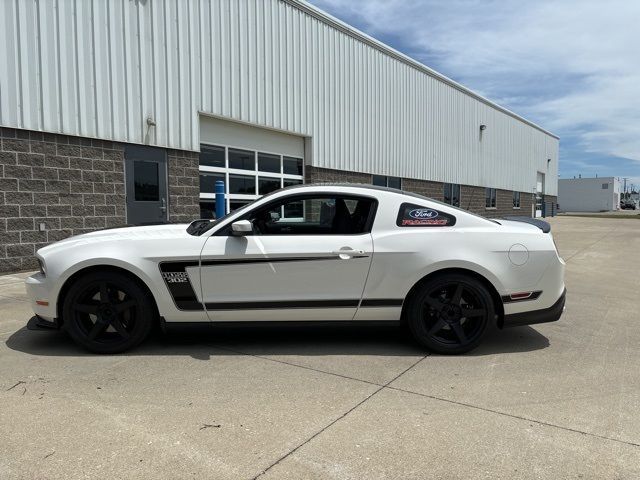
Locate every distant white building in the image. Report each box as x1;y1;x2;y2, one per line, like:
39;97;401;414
558;177;621;212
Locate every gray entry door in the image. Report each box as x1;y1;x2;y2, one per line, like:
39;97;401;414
125;145;168;225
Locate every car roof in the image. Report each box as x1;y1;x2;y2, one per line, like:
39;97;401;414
282;182;407;196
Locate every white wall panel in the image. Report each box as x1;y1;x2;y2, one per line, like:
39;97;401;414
0;0;559;194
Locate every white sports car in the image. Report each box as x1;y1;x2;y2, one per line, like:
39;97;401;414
26;184;566;354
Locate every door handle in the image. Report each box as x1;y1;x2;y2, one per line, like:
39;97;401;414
160;198;167;214
331;248;368;259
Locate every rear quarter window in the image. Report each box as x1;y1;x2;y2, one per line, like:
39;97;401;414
396;203;456;227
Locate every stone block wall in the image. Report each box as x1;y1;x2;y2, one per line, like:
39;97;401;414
0;128;127;272
167;149;200;223
0;128;200;273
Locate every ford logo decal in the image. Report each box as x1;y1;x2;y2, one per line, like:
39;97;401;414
409;208;438;219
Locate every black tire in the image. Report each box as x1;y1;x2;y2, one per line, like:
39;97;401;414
62;271;155;354
406;273;495;354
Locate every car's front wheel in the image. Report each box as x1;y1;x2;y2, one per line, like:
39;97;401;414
62;271;155;354
406;273;495;354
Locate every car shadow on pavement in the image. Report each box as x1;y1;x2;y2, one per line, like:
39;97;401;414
5;322;549;359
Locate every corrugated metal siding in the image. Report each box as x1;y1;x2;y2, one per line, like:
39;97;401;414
0;0;559;194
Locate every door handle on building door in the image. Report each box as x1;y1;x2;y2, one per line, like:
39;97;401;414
160;198;167;215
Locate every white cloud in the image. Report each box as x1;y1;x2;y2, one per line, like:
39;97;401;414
310;0;640;163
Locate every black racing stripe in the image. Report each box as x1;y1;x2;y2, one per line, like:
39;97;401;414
205;299;360;310
359;299;404;307
200;256;342;266
501;291;543;303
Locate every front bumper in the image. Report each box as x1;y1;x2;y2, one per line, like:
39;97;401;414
503;288;566;328
25;272;57;321
27;315;61;331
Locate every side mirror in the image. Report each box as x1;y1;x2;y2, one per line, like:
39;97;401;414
231;219;253;236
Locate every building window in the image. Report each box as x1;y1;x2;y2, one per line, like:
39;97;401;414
372;175;402;189
602;183;609;189
199;143;304;215
485;188;497;208
444;184;461;207
199;201;216;219
258;153;281;173
283;157;303;176
228;149;255;171
513;191;521;209
200;145;225;168
199;172;225;194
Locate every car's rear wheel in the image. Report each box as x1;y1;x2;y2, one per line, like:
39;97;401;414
406;273;494;354
62;271;155;354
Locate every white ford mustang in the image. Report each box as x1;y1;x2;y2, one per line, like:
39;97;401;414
26;184;565;354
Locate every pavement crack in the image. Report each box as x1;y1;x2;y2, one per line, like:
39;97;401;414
250;355;428;480
211;344;386;388
5;380;26;392
199;423;221;430
386;385;640;449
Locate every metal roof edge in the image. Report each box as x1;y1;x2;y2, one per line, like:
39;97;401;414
282;0;560;140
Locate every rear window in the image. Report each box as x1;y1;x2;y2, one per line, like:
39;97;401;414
396;203;456;227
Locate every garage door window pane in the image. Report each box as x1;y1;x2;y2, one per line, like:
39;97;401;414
200;145;225;168
258;153;281;173
200;172;225;194
228;149;255;171
229;175;255;194
259;177;281;195
230;201;251;212
283;157;303;175
134;161;159;201
199;201;216;219
284;178;303;188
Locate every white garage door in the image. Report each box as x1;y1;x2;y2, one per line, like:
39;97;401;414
198;116;305;218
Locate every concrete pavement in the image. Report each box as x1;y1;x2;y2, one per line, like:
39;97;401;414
1;216;639;479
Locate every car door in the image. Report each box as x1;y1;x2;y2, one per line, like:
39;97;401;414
198;194;376;321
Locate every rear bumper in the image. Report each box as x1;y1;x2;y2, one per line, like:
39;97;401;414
503;288;566;328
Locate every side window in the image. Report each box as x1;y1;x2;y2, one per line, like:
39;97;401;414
244;195;376;235
396;203;456;227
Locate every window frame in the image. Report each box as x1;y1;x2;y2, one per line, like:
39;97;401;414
485;188;497;209
512;191;521;209
443;183;461;207
215;192;379;237
372;175;402;190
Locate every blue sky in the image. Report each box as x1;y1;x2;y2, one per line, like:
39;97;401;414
308;0;640;190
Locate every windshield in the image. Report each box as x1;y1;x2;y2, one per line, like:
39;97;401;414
186;201;256;236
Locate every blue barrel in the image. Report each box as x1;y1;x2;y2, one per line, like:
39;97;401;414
215;180;226;219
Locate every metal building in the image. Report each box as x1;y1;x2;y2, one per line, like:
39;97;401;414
0;0;559;272
558;177;621;212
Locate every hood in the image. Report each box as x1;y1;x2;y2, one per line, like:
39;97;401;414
37;223;191;256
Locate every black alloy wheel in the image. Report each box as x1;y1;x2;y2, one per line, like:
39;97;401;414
62;271;155;354
407;273;494;354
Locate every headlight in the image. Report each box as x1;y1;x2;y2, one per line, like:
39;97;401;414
37;258;46;276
